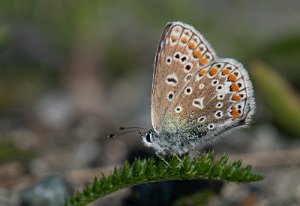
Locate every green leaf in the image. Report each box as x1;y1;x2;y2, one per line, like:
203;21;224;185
64;152;263;206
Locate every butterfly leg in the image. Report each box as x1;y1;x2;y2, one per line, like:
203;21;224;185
189;142;202;156
173;153;183;163
192;148;202;155
155;151;170;167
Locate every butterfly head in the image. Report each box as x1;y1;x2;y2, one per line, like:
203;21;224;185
141;129;157;146
141;129;169;154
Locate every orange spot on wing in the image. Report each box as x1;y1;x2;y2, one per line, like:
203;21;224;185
188;42;196;49
171;35;178;42
231;110;240;118
209;68;218;76
193;49;202;58
199;69;206;76
199;57;208;65
222;69;230;75
181;37;188;43
230;83;239;91
228;74;237;82
231;105;239;119
232;94;241;101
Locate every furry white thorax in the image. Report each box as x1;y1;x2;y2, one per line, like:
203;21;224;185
141;130;190;155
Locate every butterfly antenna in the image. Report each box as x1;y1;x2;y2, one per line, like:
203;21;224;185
108;127;147;138
119;126;147;131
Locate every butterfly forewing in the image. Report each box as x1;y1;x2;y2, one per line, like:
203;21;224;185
151;21;255;140
151;22;217;133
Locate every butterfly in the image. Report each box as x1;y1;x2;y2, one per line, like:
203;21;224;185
136;21;256;156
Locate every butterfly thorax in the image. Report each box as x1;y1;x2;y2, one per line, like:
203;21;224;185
141;128;207;155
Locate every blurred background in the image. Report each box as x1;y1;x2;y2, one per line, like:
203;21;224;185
0;0;300;205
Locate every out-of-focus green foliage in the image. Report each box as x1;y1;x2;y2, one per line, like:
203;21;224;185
0;140;35;164
0;26;11;50
250;61;300;137
0;1;298;152
248;35;300;90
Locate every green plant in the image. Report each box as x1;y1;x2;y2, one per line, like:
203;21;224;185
64;151;263;206
0;140;35;164
250;61;300;136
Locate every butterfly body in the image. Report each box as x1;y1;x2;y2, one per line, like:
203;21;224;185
142;126;207;155
141;22;255;155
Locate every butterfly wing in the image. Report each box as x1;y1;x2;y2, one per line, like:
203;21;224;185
151;22;217;133
167;59;255;141
151;22;255;140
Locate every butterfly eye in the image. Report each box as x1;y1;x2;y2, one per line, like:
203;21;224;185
145;133;153;143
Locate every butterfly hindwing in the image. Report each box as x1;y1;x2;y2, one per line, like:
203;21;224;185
166;59;255;139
